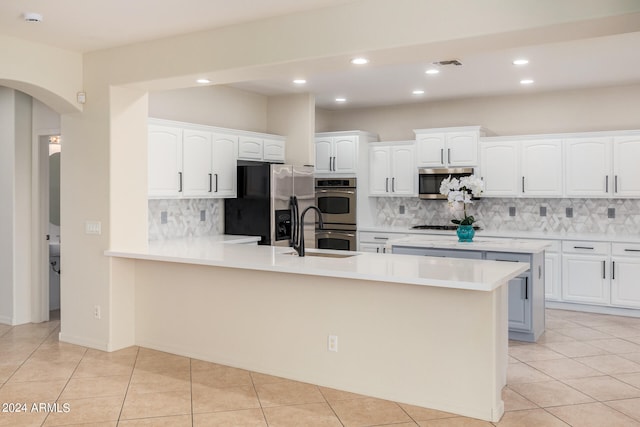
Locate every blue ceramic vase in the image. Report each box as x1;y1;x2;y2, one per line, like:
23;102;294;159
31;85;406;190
456;225;475;242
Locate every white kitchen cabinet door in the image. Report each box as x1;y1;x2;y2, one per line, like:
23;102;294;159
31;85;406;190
333;136;358;173
611;257;640;308
314;137;333;173
212;133;237;198
613;135;640;197
521;139;563;197
263;138;285;162
182;130;213;197
544;252;562;301
416;133;445;167
562;254;610;305
359;242;385;253
446;132;478;167
564;137;612;197
391;145;415;195
369;146;391;195
148;125;183;198
238;136;263;160
479;141;519;197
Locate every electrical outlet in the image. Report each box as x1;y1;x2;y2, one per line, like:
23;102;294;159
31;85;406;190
399;205;405;214
509;207;516;217
328;335;338;352
566;207;573;218
540;206;547;217
94;305;101;320
608;208;616;219
200;210;206;221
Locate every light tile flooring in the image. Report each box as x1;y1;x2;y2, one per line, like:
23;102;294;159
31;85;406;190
2;309;640;426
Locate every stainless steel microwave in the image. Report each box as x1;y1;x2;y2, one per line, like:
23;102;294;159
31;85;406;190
418;167;474;199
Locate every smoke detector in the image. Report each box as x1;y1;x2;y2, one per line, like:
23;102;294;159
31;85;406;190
23;12;43;23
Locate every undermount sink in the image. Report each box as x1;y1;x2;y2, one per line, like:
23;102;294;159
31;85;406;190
282;251;359;259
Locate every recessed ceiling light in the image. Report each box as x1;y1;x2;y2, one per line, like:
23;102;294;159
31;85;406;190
412;90;425;95
520;79;534;85
350;57;369;65
293;79;307;85
425;68;440;75
513;59;529;65
335;97;347;103
196;78;211;84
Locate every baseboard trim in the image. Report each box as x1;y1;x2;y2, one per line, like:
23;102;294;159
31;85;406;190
59;332;109;351
546;301;640;318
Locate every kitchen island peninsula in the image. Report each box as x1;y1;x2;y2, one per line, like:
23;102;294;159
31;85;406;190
106;237;528;422
389;235;550;342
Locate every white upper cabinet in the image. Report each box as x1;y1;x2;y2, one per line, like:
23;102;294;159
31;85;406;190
211;133;238;197
479;141;519;197
238;136;285;162
238;136;263;160
564;137;612;197
521;139;563;197
263;138;285;162
314;134;358;175
613;135;640;197
182;130;213;197
148;119;284;199
148;124;183;198
415;127;482;168
368;142;416;196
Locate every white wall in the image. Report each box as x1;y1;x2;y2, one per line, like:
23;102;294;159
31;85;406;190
267;93;316;166
319;84;640;139
148;85;268;132
0;88;33;325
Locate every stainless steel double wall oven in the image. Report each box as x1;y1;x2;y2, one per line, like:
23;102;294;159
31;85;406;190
314;178;357;251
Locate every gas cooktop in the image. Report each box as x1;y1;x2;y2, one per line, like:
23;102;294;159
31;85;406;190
411;225;481;231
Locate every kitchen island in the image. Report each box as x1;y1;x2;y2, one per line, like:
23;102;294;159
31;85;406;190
388;235;550;342
106;237;528;422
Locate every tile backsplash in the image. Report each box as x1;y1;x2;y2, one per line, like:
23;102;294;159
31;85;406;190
375;197;640;235
149;199;223;241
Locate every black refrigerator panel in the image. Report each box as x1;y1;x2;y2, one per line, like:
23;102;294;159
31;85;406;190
236;161;270;199
224;198;271;245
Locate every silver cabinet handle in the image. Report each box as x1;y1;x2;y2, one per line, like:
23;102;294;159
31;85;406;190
615;175;618;193
624;248;640;252
373;237;389;240
392;177;395;192
574;246;594;250
178;172;183;192
524;277;529;300
447;148;451;164
209;173;213;192
440;149;444;164
522;176;525;193
385;177;389;192
215;173;219;192
602;260;606;279
606;175;609;192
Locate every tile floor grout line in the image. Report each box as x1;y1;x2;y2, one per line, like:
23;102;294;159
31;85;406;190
115;346;140;425
247;367;270;426
190;357;194;427
317;388;346;427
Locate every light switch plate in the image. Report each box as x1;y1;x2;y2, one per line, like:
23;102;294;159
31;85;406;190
85;220;101;235
608;208;615;219
509;207;516;217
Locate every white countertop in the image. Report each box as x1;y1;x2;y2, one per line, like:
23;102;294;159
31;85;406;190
387;235;550;254
106;236;528;292
359;226;640;244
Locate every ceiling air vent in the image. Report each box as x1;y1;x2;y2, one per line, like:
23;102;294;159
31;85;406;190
433;59;463;66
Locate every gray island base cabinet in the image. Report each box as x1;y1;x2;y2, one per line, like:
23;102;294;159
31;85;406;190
392;245;545;342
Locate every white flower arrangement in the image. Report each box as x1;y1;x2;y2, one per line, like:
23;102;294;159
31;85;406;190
439;175;484;225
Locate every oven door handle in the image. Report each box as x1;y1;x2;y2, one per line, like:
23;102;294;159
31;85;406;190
315;189;356;195
316;231;356;238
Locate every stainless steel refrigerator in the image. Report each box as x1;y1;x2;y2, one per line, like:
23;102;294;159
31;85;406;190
224;162;315;247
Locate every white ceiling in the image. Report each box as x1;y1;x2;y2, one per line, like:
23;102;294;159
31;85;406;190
2;0;640;110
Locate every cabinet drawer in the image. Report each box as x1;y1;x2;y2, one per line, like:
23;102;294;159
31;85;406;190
612;242;640;257
562;241;610;254
359;232;407;243
485;251;530;264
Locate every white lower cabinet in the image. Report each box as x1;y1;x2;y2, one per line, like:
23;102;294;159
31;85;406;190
358;231;407;253
544;241;562;301
561;241;610;305
611;243;640;308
